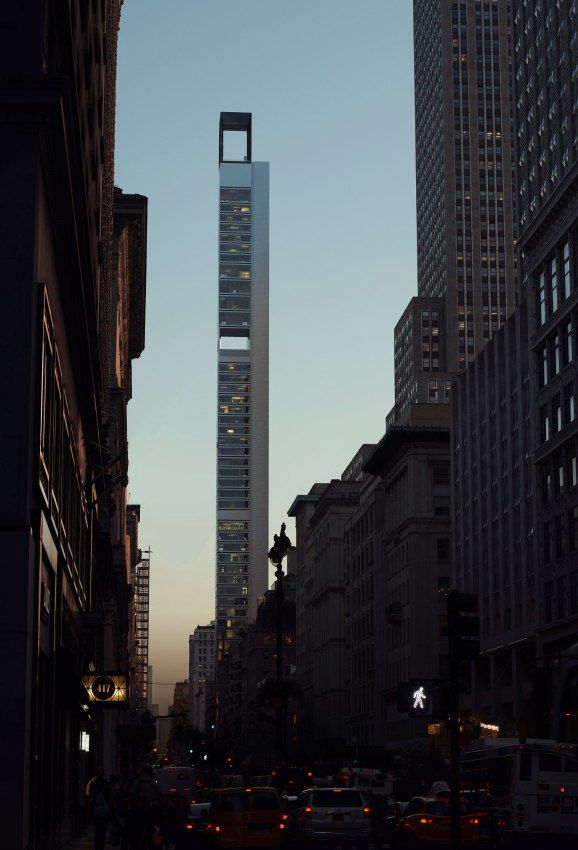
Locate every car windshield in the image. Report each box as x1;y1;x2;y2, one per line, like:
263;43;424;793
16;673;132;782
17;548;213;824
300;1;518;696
220;791;278;812
311;790;364;808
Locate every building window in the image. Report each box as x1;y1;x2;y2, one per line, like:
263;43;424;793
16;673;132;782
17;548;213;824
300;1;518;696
551;256;559;312
568;446;577;488
551;334;561;376
566;320;574;364
539;345;548;387
438;576;451;599
563;241;571;298
433;465;451;516
540;405;550;442
553;394;562;434
564;383;575;425
437;539;450;560
538;271;547;325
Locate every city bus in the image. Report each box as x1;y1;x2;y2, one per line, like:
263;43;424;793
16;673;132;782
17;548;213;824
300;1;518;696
461;739;578;845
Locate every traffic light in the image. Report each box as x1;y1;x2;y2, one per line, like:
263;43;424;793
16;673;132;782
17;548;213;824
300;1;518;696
448;591;480;662
397;680;437;717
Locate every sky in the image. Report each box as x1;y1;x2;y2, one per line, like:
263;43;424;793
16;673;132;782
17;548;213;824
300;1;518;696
115;0;417;712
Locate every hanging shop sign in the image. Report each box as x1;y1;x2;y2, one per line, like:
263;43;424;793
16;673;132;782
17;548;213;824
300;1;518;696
82;673;128;706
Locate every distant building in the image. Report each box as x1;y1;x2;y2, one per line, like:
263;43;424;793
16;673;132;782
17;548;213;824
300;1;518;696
343;448;384;749
388;296;453;426
168;680;190;765
289;478;362;756
364;408;451;748
189;624;216;733
215;113;269;643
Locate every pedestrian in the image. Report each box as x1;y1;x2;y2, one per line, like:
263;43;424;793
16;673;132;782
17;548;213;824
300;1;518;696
87;767;113;850
121;778;164;850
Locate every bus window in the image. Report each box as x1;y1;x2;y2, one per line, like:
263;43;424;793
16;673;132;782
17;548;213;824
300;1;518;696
539;753;562;772
519;751;532;781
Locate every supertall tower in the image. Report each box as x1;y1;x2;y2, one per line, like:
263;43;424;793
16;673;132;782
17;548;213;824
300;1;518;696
216;113;269;643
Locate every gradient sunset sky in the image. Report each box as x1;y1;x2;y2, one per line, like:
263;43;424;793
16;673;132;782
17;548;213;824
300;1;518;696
115;0;416;711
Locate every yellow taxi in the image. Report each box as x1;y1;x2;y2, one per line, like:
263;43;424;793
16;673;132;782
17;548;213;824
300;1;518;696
206;786;285;848
395;796;481;847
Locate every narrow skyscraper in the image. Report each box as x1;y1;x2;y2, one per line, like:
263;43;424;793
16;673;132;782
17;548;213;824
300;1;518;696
216;113;269;644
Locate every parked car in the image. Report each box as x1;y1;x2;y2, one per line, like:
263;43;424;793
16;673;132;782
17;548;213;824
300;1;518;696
394;796;481;847
205;786;284;848
286;787;371;848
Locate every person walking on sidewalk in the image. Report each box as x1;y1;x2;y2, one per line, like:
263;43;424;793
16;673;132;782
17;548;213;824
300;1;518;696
121;779;164;850
87;767;113;850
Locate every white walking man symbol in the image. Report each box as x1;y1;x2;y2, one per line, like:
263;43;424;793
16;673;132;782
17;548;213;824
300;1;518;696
412;685;427;711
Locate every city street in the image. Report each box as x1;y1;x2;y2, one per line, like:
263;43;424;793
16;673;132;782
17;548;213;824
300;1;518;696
0;1;577;848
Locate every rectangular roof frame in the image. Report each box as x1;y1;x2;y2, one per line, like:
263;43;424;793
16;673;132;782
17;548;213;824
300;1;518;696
219;112;252;164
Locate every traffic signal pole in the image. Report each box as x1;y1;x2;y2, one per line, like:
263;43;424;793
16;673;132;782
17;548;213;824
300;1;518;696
447;591;479;850
449;655;461;850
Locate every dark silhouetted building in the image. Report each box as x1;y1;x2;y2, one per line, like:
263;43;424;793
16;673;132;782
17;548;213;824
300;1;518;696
365;407;452;748
0;4;147;847
451;0;578;734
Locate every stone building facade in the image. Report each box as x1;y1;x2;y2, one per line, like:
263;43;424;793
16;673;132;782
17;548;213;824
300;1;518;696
0;3;146;847
289;480;361;757
365;408;452;748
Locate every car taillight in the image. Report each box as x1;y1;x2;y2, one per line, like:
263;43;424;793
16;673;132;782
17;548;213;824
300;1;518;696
215;825;221;833
304;806;313;818
469;817;480;825
185;824;193;830
497;818;506;829
279;823;285;830
401;821;415;831
363;807;371;816
282;813;288;821
307;771;313;778
419;817;433;825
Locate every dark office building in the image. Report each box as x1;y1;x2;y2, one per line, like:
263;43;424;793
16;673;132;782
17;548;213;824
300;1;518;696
514;0;578;661
452;0;578;733
413;0;516;370
452;304;538;730
0;4;146;848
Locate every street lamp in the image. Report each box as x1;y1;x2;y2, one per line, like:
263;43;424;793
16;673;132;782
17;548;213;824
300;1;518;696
268;523;292;765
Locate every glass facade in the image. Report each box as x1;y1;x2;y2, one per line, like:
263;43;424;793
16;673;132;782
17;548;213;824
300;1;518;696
217;184;253;635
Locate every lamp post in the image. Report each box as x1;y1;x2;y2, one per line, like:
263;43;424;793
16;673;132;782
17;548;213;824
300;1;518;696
268;522;292;765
